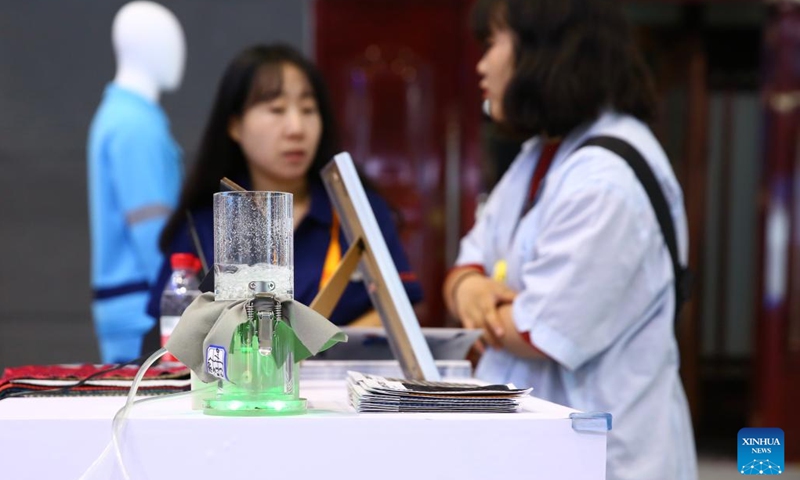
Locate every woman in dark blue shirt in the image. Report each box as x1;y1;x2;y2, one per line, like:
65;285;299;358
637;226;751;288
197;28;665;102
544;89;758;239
146;44;422;330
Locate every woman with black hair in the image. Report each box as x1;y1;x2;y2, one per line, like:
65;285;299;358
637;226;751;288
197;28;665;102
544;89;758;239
443;1;696;478
147;44;422;327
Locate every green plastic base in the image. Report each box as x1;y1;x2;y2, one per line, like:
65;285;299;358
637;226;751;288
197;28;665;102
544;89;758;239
203;396;307;416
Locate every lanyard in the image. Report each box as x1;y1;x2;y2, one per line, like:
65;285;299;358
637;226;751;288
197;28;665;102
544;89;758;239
520;140;562;223
319;212;342;290
494;140;562;283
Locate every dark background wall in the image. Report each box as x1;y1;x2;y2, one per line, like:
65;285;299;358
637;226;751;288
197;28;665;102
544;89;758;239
0;1;310;372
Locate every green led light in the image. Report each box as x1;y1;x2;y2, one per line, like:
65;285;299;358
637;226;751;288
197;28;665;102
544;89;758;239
204;397;306;417
202;306;308;417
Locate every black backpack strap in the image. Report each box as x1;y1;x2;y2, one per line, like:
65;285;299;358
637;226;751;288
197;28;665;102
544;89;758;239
578;136;691;323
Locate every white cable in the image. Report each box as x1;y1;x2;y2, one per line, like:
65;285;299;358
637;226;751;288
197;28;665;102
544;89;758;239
113;347;166;479
78;348;163;479
78;442;113;480
79;349;215;480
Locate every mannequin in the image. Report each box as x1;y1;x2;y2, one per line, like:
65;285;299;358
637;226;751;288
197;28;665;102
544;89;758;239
87;1;186;363
112;1;185;102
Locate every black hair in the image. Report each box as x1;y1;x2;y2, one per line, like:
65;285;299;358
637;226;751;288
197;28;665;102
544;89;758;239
160;43;340;251
472;0;657;137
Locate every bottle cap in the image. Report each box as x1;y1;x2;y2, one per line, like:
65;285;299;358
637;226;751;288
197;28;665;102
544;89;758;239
171;253;200;271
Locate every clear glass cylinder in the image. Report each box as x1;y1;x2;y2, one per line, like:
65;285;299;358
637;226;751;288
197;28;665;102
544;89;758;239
205;191;305;416
213;191;293;300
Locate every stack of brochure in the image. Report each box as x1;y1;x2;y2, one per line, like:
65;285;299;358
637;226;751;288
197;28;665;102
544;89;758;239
347;371;532;413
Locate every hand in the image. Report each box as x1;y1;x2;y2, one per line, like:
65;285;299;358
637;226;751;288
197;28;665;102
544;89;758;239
496;302;547;360
453;274;516;348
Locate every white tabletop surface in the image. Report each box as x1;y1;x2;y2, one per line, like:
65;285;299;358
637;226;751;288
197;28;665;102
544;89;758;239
0;380;607;480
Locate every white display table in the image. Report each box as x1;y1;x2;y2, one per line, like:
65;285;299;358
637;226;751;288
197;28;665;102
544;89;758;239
0;380;608;479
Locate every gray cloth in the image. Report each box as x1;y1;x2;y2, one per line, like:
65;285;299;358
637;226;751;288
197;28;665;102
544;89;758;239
166;292;347;383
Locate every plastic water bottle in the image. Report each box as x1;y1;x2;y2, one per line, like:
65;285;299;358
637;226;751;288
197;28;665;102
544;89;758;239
160;253;201;363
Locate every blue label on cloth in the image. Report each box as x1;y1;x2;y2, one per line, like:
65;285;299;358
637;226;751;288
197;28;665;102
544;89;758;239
206;344;227;381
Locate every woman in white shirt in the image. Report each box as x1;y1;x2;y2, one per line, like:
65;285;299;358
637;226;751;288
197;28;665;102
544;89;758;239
443;1;697;479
